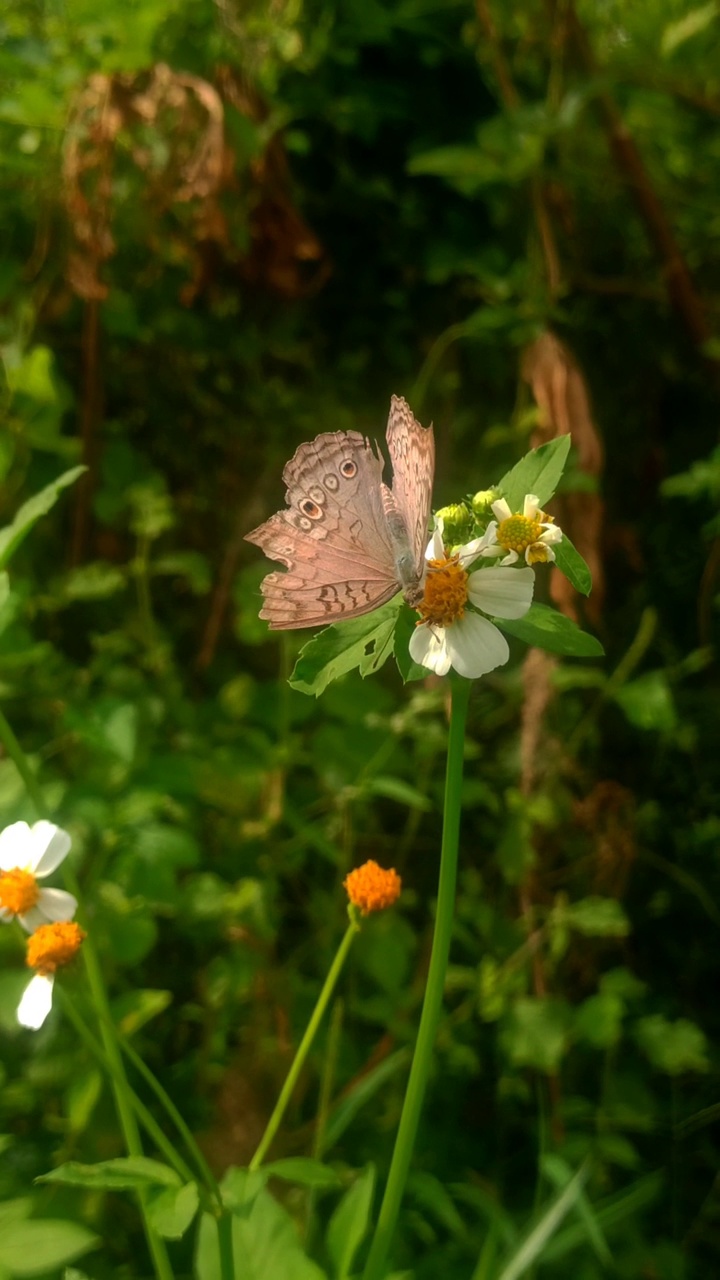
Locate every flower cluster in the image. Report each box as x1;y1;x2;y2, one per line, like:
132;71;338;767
344;860;402;915
409;492;562;680
0;821;84;1029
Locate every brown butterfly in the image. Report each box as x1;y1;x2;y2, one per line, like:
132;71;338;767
245;396;435;629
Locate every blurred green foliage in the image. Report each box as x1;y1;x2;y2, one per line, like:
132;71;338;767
1;0;720;1277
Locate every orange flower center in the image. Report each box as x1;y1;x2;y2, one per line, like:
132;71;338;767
497;514;543;554
416;556;468;628
344;861;402;915
26;921;86;976
0;868;39;916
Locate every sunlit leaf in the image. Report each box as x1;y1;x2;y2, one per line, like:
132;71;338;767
496;437;571;511
496;603;604;657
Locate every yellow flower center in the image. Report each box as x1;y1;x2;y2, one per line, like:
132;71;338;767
497;514;543;554
0;868;39;916
344;861;402;915
26;921;86;976
416;556;468;628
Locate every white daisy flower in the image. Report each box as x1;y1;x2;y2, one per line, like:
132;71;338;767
0;820;77;933
409;528;534;680
479;493;563;566
17;920;86;1030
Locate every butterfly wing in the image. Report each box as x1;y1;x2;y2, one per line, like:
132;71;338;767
245;431;400;629
385;395;435;571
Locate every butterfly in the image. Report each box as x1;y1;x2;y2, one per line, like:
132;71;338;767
245;396;435;630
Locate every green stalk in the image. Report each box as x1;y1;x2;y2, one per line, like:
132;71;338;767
362;674;471;1280
249;919;360;1171
119;1030;223;1208
56;989;195;1187
0;705;174;1280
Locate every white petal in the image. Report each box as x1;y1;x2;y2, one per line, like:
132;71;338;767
467;566;534;619
17;973;54;1030
457;537;487;568
35;887;78;923
523;494;540;517
28;821;71;877
0;906;13;923
491;498;511;522
541;524;563;546
425;527;445;561
18;906;46;933
500;550;519;566
0;821;32;872
409;624;452;676
445;614;510;678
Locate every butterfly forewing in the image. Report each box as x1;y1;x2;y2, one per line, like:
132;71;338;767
386;395;435;570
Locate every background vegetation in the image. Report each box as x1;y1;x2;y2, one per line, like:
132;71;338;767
1;0;719;1276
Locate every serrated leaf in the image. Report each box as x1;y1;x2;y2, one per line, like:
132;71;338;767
327;1165;376;1280
37;1157;181;1191
289;600;399;696
0;466;86;570
496;437;571;511
553;536;592;595
0;1220;98;1276
496;603;604;658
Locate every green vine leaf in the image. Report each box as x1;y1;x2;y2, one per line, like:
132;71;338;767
288;599;400;696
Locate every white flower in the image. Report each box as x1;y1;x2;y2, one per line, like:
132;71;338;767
16;919;86;1030
17;973;55;1030
480;493;562;566
0;820;76;933
409;528;534;680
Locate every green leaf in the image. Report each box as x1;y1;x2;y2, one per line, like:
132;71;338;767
501;997;572;1073
262;1159;342;1190
496;437;571;511
327;1165;376;1280
37;1157;181;1191
147;1182;199;1240
495;1162;590;1280
324;1051;409;1149
635;1015;710;1075
0;1220;98;1276
393;606;430;682
613;672;677;732
661;1;718;55
196;1189;326;1280
0;466;86;570
289;600;399;696
553;536;592;596
496;603;604;658
560;896;630;937
366;775;431;811
575;993;625;1048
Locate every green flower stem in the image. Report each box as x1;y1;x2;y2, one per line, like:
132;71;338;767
249;918;360;1172
0;705;174;1280
0;704;45;813
362;674;471;1280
